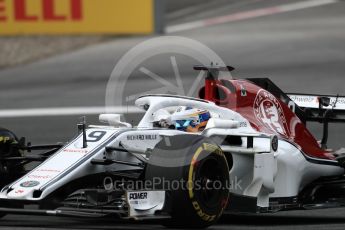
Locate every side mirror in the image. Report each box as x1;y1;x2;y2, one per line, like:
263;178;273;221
205;118;239;129
99;114;132;128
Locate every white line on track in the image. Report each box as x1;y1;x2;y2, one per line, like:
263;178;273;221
166;0;338;33
0;106;143;118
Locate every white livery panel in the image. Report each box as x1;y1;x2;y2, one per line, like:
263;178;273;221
4;128;119;200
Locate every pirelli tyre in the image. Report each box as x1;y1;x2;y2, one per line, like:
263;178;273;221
0;127;25;218
0;127;25;186
145;135;230;228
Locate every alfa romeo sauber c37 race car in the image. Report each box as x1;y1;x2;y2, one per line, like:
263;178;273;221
1;65;345;228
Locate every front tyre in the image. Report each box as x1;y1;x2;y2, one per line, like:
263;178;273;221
0;127;25;185
0;127;25;218
145;135;230;228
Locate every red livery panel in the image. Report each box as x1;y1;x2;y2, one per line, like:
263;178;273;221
199;78;335;160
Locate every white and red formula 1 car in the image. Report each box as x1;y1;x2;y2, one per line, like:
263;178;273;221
1;65;345;228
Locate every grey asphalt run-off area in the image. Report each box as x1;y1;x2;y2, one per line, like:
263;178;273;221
1;0;345;229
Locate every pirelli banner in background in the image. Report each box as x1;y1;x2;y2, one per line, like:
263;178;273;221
0;0;165;34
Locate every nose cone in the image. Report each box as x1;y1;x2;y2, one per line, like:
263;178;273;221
7;187;37;199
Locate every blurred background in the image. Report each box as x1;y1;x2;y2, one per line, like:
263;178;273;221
0;0;344;151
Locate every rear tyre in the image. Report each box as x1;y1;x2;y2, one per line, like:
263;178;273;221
145;135;230;228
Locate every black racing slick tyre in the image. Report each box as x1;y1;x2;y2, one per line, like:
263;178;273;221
145;135;230;228
0;127;25;218
0;127;25;187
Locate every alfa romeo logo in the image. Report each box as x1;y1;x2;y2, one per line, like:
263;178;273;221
20;180;40;188
254;89;290;136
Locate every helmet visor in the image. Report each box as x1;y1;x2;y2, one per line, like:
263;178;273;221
175;120;192;130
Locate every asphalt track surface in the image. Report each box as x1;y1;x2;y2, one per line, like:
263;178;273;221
1;0;345;229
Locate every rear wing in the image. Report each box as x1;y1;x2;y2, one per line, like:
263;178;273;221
288;94;345;123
